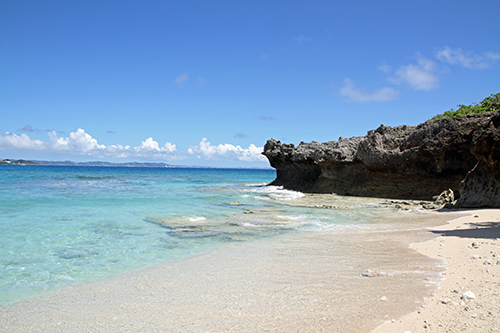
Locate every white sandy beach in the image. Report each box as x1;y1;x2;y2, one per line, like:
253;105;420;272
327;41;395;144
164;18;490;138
373;209;500;333
0;203;498;332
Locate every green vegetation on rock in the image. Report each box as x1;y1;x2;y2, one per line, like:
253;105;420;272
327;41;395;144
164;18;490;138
429;93;500;122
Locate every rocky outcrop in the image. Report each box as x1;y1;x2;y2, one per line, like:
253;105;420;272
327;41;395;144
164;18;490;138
262;112;500;208
456;114;500;207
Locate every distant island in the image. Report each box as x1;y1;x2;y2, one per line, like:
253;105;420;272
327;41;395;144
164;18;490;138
0;158;271;169
33;160;181;168
0;159;188;168
0;158;38;165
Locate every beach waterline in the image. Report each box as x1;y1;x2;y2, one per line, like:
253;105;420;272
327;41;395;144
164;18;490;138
0;202;464;332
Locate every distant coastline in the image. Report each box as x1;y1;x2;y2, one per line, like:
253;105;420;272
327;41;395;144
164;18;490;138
0;158;273;170
0;158;37;165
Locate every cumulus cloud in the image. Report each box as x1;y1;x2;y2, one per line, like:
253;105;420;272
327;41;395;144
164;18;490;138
436;46;500;69
295;34;311;44
378;63;392;73
0;129;179;160
174;73;208;87
45;129;106;153
135;137;177;155
0;129;268;164
0;132;45;150
389;54;439;91
339;78;400;102
339;47;497;99
174;72;190;86
195;77;208;85
189;138;266;162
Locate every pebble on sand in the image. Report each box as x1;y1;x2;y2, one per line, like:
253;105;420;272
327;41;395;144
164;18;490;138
461;291;475;301
361;270;372;277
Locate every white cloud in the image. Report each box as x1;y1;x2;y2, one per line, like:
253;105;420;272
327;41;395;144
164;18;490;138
436;46;500;69
139;137;160;150
46;128;106;153
1;129;179;160
174;72;190;86
295;34;311;44
134;137;177;156
378;64;392;73
340;47;498;98
190;138;267;162
339;78;400;102
195;77;208;85
389;54;439;91
174;73;208;87
0;130;268;164
0;132;45;150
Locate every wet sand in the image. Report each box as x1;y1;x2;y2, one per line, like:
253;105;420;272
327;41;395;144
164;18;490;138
0;196;484;332
373;209;500;333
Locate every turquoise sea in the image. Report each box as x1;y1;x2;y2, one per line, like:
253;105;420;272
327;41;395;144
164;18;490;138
0;165;381;306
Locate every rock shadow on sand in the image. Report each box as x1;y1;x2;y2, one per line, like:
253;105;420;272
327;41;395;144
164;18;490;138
431;221;500;239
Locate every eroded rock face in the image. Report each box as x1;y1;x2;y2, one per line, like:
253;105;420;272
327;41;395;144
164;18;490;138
263;113;500;207
455;114;500;207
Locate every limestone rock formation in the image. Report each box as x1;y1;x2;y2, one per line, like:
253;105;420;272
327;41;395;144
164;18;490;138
262;112;500;208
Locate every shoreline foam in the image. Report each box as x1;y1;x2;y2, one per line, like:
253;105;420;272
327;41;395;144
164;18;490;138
0;202;468;332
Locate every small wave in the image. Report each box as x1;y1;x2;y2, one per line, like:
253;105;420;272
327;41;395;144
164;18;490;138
248;185;305;201
145;216;207;228
187;216;207;222
170;230;221;238
276;215;307;221
244;182;269;187
241;222;259;227
76;175;115;180
56;275;75;281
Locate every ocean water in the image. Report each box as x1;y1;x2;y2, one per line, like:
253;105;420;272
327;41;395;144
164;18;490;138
0;165;381;306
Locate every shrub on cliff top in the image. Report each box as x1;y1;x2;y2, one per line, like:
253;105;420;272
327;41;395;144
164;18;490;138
429;92;500;122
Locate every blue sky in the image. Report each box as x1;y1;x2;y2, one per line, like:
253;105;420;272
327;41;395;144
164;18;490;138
1;0;499;168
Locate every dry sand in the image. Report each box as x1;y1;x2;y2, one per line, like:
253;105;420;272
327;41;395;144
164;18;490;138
1;205;498;332
373;209;500;333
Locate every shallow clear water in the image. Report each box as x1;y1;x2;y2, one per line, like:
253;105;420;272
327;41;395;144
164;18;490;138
0;165;380;306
